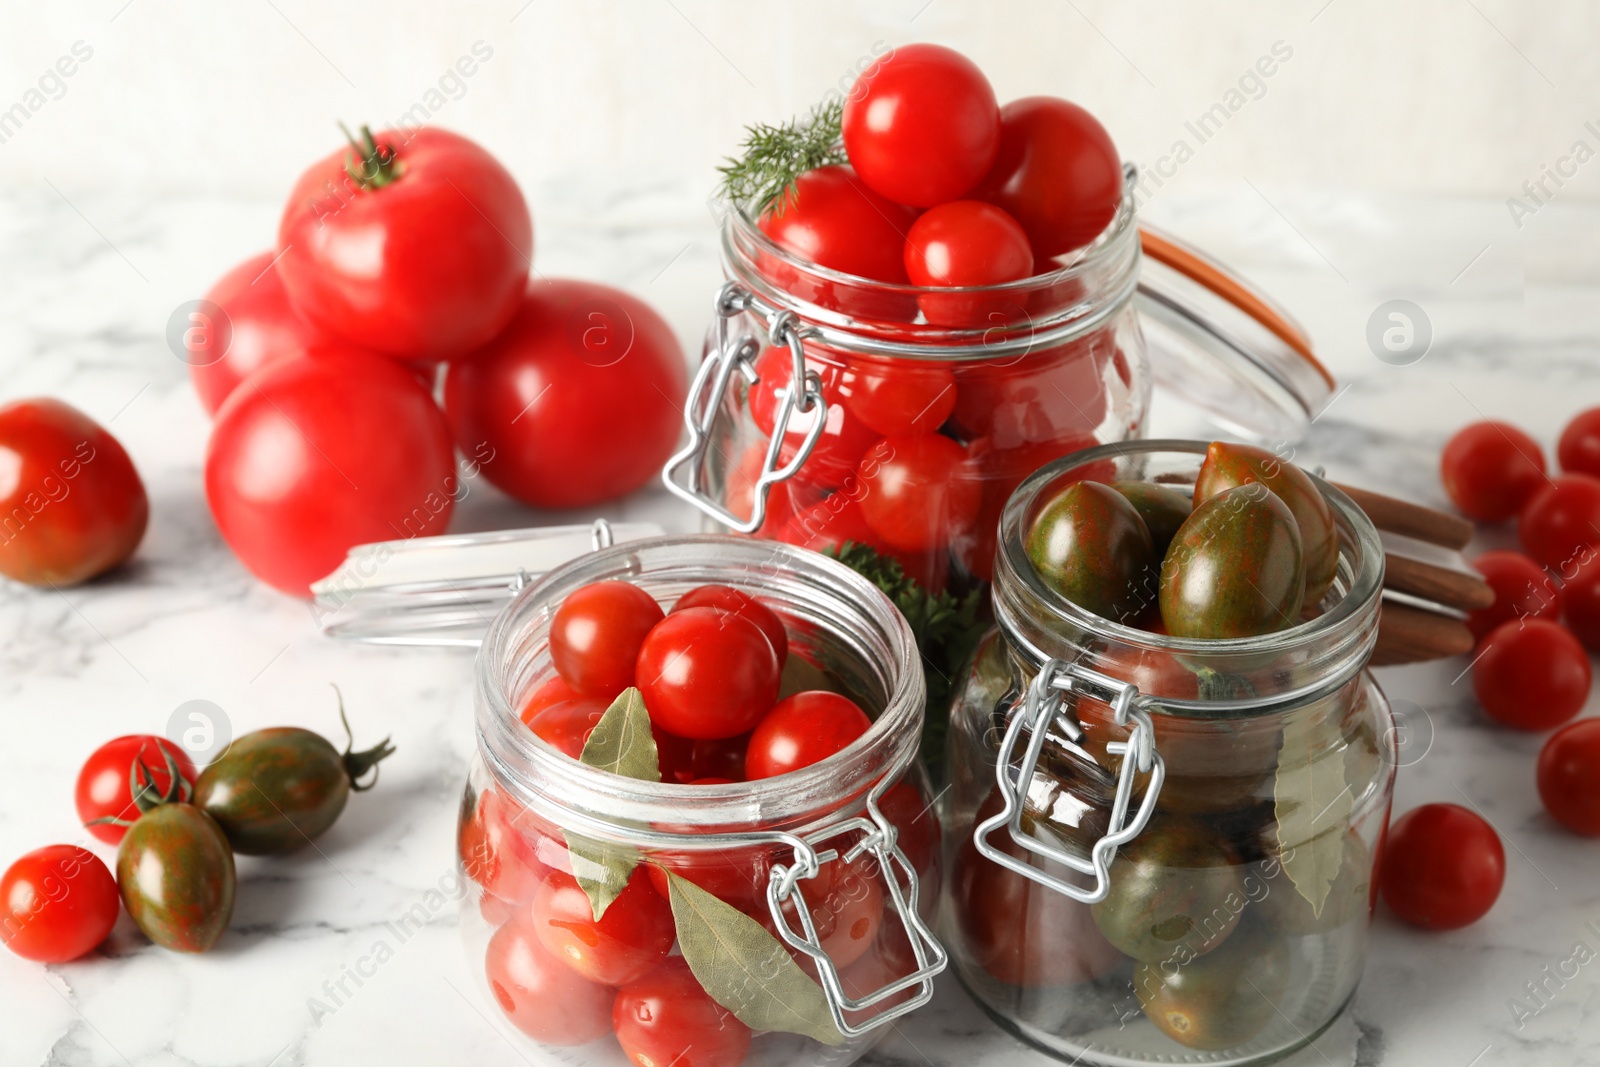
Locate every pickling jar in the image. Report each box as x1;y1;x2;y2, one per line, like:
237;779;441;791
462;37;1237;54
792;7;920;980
943;440;1394;1065
457;534;947;1067
664;168;1336;597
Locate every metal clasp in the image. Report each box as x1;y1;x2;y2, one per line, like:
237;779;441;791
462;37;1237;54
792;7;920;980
973;659;1165;904
662;282;828;533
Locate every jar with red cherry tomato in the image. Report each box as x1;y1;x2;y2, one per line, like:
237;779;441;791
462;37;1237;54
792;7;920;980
942;440;1393;1064
457;535;946;1067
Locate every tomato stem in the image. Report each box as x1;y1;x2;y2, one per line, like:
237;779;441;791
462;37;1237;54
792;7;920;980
331;684;396;791
338;122;404;190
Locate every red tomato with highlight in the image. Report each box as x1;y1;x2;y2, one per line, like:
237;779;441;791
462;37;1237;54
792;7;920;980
748;345;877;490
843;44;1000;207
0;845;119;963
858;435;981;552
1466;551;1561;642
671;584;788;666
1440;420;1546;522
1559;407;1600;478
484;912;614;1045
904;201;1035;329
1565;565;1600;652
758;165;919;283
1381;803;1504;929
783;492;948;594
531;867;675;986
443;279;687;508
187;251;320;416
277;126;531;363
614;957;752;1067
549;580;665;699
841;357;957;437
76;735;200;845
1519;474;1600;576
1473;619;1590;731
746;691;872;779
636;607;780;740
1538;719;1600;835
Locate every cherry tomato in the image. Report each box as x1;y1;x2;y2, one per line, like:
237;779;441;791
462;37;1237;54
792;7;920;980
1381;803;1504;929
671;584;788;667
947;338;1113;447
841;356;957;437
76;735;200;845
1466;551;1561;642
205;345;456;595
484;911;614;1045
443;278;687;508
1439;420;1546;522
688;734;751;783
0;398;148;587
748;345;877;490
874;780;941;878
745;691;872;779
459;788;546;910
1559;407;1600;478
614;957;752;1067
758;164;919;283
780;855;884;971
524;697;610;759
550;580;665;699
1565;564;1600;652
842;43;1000;207
858;434;981;552
1473;619;1591;731
783;492;948;594
722;442;795;536
519;675;580;723
1519;473;1600;577
646;848;770;912
636;607;780;740
903;201;1034;288
973;96;1123;260
530;867;675;986
277;126;531;363
186;251;319;416
1538;719;1600;835
0;845;119;963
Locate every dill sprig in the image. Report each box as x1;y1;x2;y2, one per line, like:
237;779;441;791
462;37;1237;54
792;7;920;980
716;98;847;217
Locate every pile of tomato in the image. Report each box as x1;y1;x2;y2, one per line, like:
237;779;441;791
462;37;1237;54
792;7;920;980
193;126;688;596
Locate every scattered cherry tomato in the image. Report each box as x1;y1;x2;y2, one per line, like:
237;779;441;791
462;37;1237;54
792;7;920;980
443;278;687;508
1519;473;1600;577
1564;565;1600;652
1381;803;1504;929
530;867;675;986
1558;406;1600;478
857;434;981;552
1466;550;1561;642
1538;719;1600;835
485;911;614;1045
671;584;788;667
187;251;319;416
745;691;872;779
758;165;919;283
973;96;1123;260
524;697;610;758
76;735;200;845
1473;619;1591;731
549;580;665;699
841;356;957;437
614;957;752;1067
748;345;878;490
277;126;532;363
635;607;780;740
0;845;119;963
903;201;1034;288
205;345;456;595
1439;420;1546;522
0;398;148;587
842;43;1000;207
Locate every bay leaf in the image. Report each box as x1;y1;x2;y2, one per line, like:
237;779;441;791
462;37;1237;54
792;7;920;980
666;872;844;1046
1273;713;1354;917
563;687;659;919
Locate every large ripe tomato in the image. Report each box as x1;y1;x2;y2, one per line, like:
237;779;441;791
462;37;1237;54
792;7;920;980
1473;619;1591;731
973;96;1123;260
205;344;457;596
0;398;148;587
758;165;919;283
0;845;119;963
277;126;531;363
484;911;614;1045
614;957;752;1067
748;345;878;490
635;607;780;740
857;434;981;552
1519;473;1600;576
1558;406;1600;478
443;279;687;509
842;44;1000;207
187;251;319;416
1466;550;1561;642
549;580;665;699
76;735;200;845
1439;420;1546;522
1381;803;1504;929
1538;719;1600;835
531;867;675;985
745;691;872;779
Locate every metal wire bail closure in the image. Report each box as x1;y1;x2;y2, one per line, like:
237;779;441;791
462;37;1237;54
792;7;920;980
763;781;948;1039
972;659;1165;905
662;282;828;533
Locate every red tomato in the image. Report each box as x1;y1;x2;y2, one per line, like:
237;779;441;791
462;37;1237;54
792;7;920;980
1439;420;1546;522
523;697;610;758
671;584;788;667
443;279;687;508
646;849;770;911
841;356;957;437
904;201;1035;329
758;165;919;283
519;675;579;723
1381;803;1504;929
688;733;751;783
614;957;752;1067
549;580;665;699
947;338;1113;448
858;434;981;552
745;691;872;779
1466;551;1562;642
459;788;546;908
531;867;675;985
973;96;1123;260
0;398;148;587
874;780;941;878
842;44;1000;207
636;607;780;740
785;855;884;971
748;345;878;490
1565;565;1600;652
76;735;200;845
1538;719;1600;835
205;345;456;595
1473;619;1590;731
783;491;948;594
1559;407;1600;478
277;126;531;363
0;845;119;963
722;441;795;536
187;252;319;416
1519;474;1600;577
484;911;614;1045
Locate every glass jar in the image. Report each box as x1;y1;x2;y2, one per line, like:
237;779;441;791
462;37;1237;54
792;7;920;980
663;172;1337;598
943;440;1394;1065
457;534;947;1067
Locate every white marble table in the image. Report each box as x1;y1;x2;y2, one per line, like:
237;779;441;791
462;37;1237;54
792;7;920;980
1;182;1595;1067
